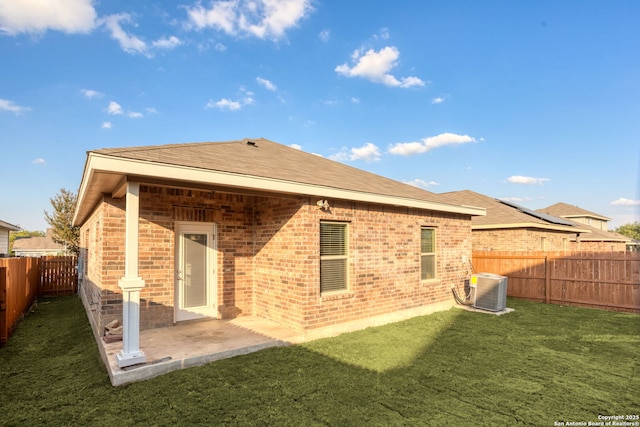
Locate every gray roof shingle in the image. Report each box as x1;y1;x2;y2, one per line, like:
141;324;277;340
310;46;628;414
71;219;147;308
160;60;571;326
92;138;445;204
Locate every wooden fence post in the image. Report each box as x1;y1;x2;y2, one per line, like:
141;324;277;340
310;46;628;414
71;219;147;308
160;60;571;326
545;255;550;304
0;267;6;345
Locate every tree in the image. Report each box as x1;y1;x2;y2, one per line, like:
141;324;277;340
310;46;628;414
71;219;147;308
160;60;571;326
44;188;79;255
614;222;640;241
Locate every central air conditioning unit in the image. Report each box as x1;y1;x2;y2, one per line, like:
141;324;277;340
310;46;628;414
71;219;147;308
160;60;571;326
470;273;508;312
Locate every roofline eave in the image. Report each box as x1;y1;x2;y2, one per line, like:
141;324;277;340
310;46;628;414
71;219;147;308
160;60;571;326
472;222;591;233
74;153;486;226
561;213;611;221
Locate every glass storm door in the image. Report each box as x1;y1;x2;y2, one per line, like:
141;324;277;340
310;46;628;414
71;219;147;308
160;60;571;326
175;223;217;321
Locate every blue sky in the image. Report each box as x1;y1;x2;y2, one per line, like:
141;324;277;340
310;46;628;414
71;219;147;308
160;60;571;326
1;0;639;231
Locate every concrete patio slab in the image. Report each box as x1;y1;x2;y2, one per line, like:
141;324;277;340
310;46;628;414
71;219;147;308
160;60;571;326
94;300;456;386
99;316;302;386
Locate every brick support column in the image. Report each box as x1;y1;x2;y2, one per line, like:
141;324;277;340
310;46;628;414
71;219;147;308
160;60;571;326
116;181;147;368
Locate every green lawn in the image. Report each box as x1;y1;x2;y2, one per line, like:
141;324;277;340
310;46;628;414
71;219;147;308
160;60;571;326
1;296;638;426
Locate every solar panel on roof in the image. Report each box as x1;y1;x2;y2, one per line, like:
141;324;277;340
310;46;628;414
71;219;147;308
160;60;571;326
498;199;576;226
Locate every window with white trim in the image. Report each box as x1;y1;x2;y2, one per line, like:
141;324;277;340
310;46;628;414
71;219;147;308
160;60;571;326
320;221;348;293
421;227;436;280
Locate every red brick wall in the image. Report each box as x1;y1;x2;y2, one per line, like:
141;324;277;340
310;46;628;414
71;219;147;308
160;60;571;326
472;228;628;252
473;228;574;251
135;188;256;329
253;197;313;329
569;240;627;252
79;196;128;334
80;187;256;332
79;186;473;334
253;198;472;331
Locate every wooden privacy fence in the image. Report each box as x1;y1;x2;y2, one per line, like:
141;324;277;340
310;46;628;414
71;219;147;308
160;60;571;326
0;256;77;345
472;251;640;313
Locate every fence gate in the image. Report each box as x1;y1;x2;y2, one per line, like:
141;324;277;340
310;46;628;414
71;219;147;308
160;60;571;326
39;256;78;296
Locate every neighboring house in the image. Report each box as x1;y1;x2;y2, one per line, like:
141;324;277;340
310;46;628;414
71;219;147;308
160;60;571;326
12;229;66;257
439;190;589;251
0;219;20;257
536;203;632;251
73;138;485;367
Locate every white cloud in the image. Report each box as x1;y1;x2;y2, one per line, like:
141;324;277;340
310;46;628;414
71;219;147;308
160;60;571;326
206;87;255;110
241;87;255;105
81;89;103;99
100;14;147;55
611;198;640;206
289;144;302;150
0;98;30;114
318;29;329;42
101;121;112;129
206;98;242;110
256;77;277;91
335;46;425;88
431;97;444;104
128;111;143;118
378;27;390;40
186;0;313;41
196;39;226;52
32;158;45;165
506;176;551;185
152;35;182;50
98;15;181;57
351;97;360;103
107;101;123;115
145;107;158;114
351;142;381;162
405;179;439;189
330;143;381;163
389;133;476;156
0;0;96;35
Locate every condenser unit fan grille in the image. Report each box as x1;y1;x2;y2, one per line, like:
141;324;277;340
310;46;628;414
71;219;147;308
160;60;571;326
471;273;507;311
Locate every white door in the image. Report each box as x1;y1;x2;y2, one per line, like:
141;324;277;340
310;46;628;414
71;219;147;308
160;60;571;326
175;222;217;322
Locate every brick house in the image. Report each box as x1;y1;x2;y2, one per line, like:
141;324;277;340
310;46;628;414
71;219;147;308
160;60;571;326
73;138;485;367
439;190;588;251
12;228;66;257
536;203;633;251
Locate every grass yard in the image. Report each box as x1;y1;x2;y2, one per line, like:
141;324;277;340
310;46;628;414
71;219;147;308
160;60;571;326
1;296;639;426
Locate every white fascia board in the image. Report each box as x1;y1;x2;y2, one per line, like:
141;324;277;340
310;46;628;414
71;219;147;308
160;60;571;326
473;222;591;233
72;153;96;226
562;213;611;221
0;220;20;231
87;154;486;217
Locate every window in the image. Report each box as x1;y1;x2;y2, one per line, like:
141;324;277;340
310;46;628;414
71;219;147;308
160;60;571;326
421;227;436;280
320;222;348;293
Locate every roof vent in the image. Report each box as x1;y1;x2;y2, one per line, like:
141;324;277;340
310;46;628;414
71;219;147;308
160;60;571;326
246;140;257;147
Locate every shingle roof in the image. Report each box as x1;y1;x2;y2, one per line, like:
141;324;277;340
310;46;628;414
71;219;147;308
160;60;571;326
12;230;65;251
75;138;485;225
560;219;631;242
438;190;586;232
537;202;611;221
92;138;445;204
